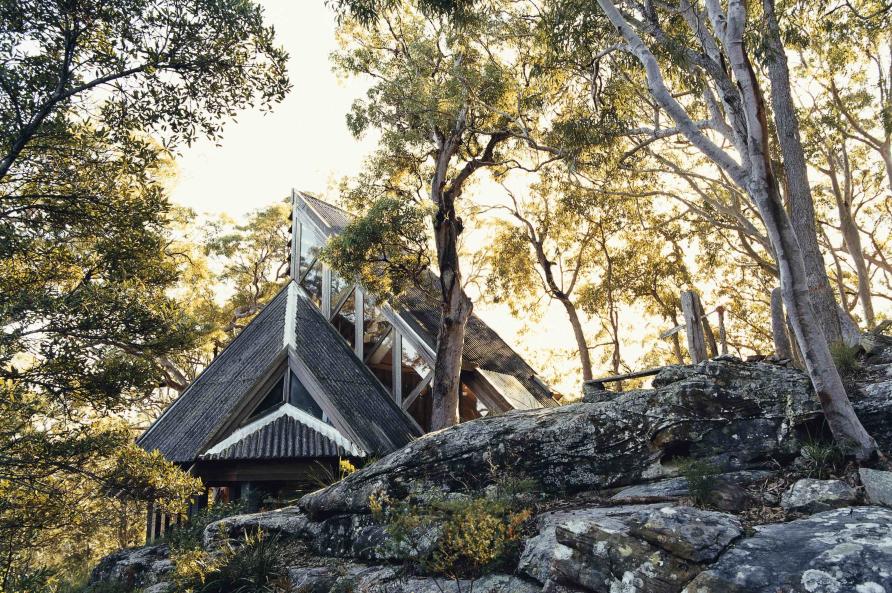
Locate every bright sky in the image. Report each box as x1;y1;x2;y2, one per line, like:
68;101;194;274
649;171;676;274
168;0;660;395
169;0;373;217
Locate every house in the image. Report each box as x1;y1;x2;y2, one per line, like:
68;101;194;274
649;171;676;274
137;190;559;540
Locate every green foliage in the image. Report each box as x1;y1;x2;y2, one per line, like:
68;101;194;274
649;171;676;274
829;341;861;377
165;501;248;555
0;0;290;584
800;440;845;480
321;197;432;299
173;531;290;593
370;476;535;579
0;0;289;163
0;378;202;590
678;459;722;507
202;202;292;333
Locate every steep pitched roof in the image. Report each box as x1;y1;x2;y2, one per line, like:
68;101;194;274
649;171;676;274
138;287;288;464
139;282;419;464
293;191;557;409
290;285;419;452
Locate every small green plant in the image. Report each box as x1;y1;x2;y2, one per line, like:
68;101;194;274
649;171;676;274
307;457;361;489
829;341;861;377
165;501;247;554
173;530;290;593
199;531;290;593
370;474;536;580
800;440;845;479
678;459;722;507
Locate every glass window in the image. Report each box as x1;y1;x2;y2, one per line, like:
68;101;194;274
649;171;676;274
288;371;324;419
363;300;393;359
301;258;323;307
330;272;352;317
249;375;284;419
299;223;323;279
401;339;431;378
331;288;357;349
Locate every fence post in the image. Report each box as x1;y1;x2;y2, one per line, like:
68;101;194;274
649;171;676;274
681;290;708;363
716;305;728;355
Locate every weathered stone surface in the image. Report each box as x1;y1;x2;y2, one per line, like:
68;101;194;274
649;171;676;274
519;504;738;593
288;563;541;593
203;505;416;561
611;476;690;499
781;479;857;513
88;544;172;589
142;583;171;593
610;470;773;501
859;468;892;508
302;358;824;518
203;505;312;547
684;506;892;593
631;506;742;562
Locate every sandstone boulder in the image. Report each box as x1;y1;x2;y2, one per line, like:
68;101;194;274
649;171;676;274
684;506;892;593
88;544;172;590
287;563;541;593
302;358;825;519
780;479;856;513
518;504;741;593
859;468;892;508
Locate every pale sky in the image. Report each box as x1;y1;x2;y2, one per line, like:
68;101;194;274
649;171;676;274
169;0;374;217
167;0;659;395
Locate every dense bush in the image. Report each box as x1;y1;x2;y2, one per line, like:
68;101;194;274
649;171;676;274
174;531;290;593
370;475;536;579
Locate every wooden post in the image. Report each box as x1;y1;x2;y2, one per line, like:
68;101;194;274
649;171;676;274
696;296;719;357
681;290;708;363
146;503;155;544
716;305;728;355
771;287;793;360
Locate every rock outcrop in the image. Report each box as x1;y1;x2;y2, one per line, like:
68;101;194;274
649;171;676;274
780;478;857;513
89;544;171;590
302;358;829;520
685;507;892;592
91;346;892;593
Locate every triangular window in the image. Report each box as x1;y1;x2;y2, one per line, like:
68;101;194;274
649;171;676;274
249;375;285;420
288;370;324;420
246;369;325;422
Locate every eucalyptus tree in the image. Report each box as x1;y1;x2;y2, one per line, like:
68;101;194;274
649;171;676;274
798;0;892;193
562;0;878;458
329;3;567;428
0;0;290;580
482;180;599;381
204;202;292;335
0;0;289;181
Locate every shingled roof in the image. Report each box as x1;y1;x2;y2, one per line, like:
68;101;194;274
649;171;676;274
138;281;419;464
293;191;558;408
200;404;362;461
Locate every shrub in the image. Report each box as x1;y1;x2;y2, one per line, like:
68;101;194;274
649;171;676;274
829;341;860;377
173;530;290;593
800;440;845;479
370;475;535;580
199;531;290;593
165;501;247;554
678;459;722;507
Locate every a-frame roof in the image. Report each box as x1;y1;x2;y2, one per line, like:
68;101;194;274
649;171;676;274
293;190;558;409
138;281;419;464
